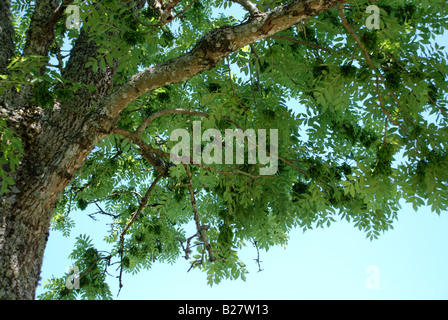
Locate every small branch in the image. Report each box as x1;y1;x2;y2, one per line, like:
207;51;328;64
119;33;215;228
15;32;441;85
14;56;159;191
184;164;200;231
227;57;250;112
339;4;437;147
337;5;374;70
337;4;412;138
113;127;173;176
196;163;276;180
120;174;163;239
428;96;448;118
251;240;264;272
75;253;113;295
117;174;163;291
148;0;183;24
376;49;447;118
93;190;144;204
374;78;409;136
115;122;308;178
249;44;261;92
136;109;209;137
229;0;262;16
172;0;200;21
263;0;277;12
184;164;222;263
92;202;120;219
165;0;184;11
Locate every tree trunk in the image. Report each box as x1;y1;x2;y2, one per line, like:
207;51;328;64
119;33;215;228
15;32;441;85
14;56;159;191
0;31;118;300
0;157;68;300
0;0;144;299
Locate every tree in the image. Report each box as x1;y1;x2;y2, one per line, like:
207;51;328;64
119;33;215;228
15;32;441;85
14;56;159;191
0;0;447;300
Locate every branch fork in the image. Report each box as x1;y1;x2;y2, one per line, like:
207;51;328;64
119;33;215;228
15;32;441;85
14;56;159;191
148;0;183;24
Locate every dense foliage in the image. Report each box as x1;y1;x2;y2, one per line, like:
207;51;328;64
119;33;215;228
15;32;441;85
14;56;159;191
2;0;448;299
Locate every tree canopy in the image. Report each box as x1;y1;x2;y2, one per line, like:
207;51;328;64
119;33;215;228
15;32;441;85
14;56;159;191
1;0;447;300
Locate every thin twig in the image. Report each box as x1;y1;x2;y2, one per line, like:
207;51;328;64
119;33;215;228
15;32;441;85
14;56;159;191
92;202;120;219
117;174;163;293
337;4;412;138
251;240;264;272
183;164;223;263
120;175;163;239
136;109;209;137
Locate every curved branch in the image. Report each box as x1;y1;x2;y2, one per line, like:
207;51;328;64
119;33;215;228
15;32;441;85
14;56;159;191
184;164;222;262
120;174;163;239
102;0;347;119
337;4;432;145
118;173;163;292
269;34;334;54
113;127;173;176
134;107;242;138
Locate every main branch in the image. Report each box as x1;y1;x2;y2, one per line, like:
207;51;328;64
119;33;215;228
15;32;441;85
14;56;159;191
102;0;347;119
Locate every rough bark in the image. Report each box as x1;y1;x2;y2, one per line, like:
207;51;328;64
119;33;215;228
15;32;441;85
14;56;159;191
0;0;346;299
0;51;116;302
0;0;15;74
0;3;119;299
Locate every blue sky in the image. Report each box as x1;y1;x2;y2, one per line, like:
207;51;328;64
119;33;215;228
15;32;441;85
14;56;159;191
37;201;448;299
35;3;448;300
